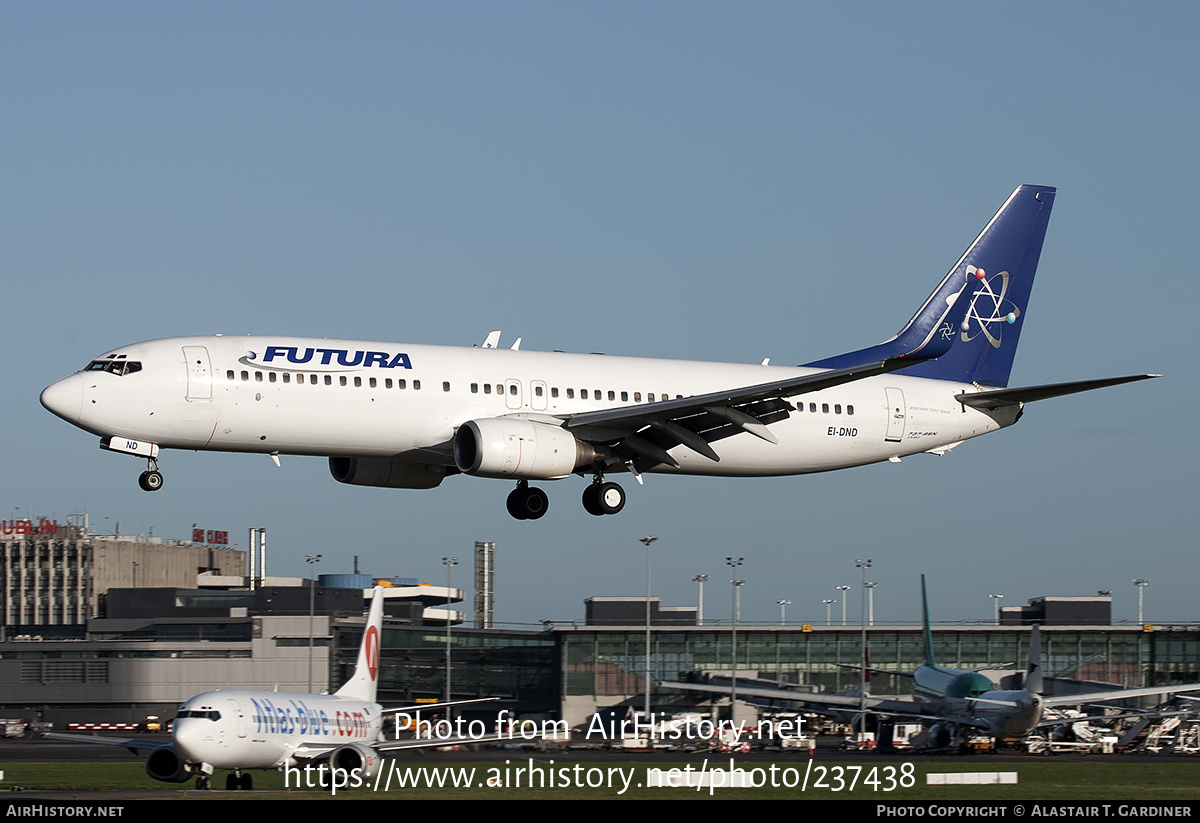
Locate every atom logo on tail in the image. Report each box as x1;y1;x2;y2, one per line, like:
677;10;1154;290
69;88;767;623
960;265;1021;348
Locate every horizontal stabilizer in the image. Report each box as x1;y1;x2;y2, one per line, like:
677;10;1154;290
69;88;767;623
956;374;1160;409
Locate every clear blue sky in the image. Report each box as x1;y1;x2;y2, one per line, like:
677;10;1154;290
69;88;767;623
5;2;1196;627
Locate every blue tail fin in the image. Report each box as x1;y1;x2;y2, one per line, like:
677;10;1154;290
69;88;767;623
805;185;1056;387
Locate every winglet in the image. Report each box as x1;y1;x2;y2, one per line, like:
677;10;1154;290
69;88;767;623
335;586;385;701
1025;624;1044;695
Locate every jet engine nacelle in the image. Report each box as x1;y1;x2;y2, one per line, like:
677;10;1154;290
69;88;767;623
927;724;952;749
453;418;596;479
145;744;191;783
328;742;382;784
329;457;446;489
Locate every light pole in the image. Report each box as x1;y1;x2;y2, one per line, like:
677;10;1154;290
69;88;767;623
988;593;1004;624
1133;579;1149;624
777;600;791;625
837;585;851;625
823;599;836;626
855;559;872;728
640;536;658;737
693;574;709;625
305;554;321;692
727;557;744;723
865;581;878;626
443;556;458;710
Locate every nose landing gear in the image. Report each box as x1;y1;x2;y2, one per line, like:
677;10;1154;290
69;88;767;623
138;458;164;492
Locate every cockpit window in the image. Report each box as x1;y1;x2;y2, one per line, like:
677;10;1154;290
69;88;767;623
176;709;221;721
85;359;142;376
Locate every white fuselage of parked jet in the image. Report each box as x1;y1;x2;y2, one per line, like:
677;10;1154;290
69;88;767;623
170;688;381;771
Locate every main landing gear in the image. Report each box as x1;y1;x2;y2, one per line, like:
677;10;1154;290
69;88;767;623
582;478;625;516
504;475;628;519
225;771;253;790
507;480;549;520
137;457;164;492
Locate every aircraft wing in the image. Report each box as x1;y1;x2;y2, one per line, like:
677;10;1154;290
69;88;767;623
41;732;163;754
956;374;1160;410
1041;683;1200;709
563;357;922;468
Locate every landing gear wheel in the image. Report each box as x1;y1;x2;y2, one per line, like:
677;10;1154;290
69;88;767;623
582;484;603;516
506;481;549;520
226;773;238;791
139;470;164;492
196;775;211;790
240;773;252;790
596;481;625;515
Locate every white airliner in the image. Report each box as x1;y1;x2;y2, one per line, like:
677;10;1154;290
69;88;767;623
45;587;490;791
40;185;1156;519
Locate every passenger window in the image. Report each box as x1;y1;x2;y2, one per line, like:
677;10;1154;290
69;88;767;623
269;372;277;383
398;379;407;389
310;374;317;385
370;377;377;388
324;375;332;385
608;391;615;401
634;392;641;402
354;377;362;387
256;372;263;382
414;380;421;390
809;402;816;412
581;389;589;399
648;393;655;401
386;378;393;389
535;386;543;397
847;405;854;415
444;381;451;392
621;391;628;401
567;388;574;399
483;384;491;394
835;404;841;414
508;384;516;395
551;387;559;398
340;376;347;386
471;383;479;394
283;373;291;384
822;403;829;413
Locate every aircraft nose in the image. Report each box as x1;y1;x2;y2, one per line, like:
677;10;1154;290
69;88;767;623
40;374;83;423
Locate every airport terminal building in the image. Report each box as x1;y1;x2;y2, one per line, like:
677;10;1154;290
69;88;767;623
1;517;1197;728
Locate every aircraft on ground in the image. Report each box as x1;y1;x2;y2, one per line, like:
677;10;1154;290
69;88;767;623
44;587;499;790
665;576;1200;749
41;185;1157;519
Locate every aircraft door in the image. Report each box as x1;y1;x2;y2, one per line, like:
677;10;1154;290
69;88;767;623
227;698;248;739
182;346;213;402
531;380;548;411
884;387;906;443
505;379;522;410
